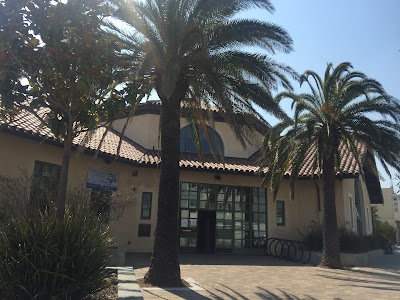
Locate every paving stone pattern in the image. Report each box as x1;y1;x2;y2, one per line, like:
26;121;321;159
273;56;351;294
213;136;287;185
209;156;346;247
127;249;400;300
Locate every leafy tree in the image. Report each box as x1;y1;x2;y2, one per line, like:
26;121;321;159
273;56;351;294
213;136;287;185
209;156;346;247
375;221;397;243
108;0;297;285
0;0;138;221
261;62;400;268
371;206;380;232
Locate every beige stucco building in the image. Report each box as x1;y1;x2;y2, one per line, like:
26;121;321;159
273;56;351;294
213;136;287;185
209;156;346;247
372;187;400;244
0;103;378;254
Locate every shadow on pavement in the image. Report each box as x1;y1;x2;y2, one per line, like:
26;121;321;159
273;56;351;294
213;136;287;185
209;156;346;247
368;251;400;271
317;267;400;293
126;253;306;268
340;284;400;292
127;252;400;299
142;285;322;300
142;289;213;300
256;287;320;300
347;268;400;280
320;274;400;287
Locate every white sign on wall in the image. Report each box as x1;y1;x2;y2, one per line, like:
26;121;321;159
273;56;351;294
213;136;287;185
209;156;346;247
86;168;118;191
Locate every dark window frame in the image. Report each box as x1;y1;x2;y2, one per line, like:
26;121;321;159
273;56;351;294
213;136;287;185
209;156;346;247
138;224;151;237
141;192;152;220
180;125;224;156
276;200;285;226
30;160;61;210
90;189;112;224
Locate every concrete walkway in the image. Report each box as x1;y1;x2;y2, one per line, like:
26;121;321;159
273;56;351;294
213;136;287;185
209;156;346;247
117;267;143;300
126;252;400;300
369;245;400;270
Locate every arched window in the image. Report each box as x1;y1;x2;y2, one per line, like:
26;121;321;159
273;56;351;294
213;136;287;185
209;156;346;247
180;126;224;156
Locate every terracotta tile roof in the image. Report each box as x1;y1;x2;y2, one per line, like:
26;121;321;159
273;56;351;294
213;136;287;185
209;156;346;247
0;108;362;177
179;153;261;174
293;142;365;177
0;109;161;165
1;108;56;140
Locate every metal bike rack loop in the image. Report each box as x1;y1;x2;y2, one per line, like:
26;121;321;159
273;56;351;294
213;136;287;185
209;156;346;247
264;237;311;264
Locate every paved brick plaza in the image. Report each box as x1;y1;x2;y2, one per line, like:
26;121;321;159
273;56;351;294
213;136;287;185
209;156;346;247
127;251;400;300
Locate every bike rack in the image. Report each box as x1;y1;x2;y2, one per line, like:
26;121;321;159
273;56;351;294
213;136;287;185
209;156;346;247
240;237;267;249
264;238;311;264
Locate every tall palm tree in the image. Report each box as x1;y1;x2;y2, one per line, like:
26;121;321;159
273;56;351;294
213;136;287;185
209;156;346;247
108;0;297;285
261;62;400;268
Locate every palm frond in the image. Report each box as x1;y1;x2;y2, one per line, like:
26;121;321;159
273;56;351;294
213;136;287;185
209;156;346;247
260;62;400;199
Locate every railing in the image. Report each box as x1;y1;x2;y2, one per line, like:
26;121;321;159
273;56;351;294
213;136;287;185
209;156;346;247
264;238;311;264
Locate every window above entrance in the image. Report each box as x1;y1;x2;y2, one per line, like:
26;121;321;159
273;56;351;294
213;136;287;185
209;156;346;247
180;125;224;156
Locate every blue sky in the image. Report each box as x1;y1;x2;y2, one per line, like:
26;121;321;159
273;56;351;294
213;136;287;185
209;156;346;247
242;0;400;188
247;0;399;101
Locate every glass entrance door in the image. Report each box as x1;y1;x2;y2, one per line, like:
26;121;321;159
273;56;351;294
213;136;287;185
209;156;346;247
197;210;216;253
179;182;267;253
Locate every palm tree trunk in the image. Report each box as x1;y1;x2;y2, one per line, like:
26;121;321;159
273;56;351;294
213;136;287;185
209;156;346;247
319;152;342;268
56;122;73;222
144;96;182;286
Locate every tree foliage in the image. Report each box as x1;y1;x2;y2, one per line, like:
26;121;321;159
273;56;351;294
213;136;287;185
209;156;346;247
108;0;297;285
261;62;400;199
0;0;135;125
107;0;298;148
0;0;140;221
260;62;400;268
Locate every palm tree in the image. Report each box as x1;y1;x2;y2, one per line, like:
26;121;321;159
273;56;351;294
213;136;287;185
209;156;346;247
108;0;297;285
261;62;400;268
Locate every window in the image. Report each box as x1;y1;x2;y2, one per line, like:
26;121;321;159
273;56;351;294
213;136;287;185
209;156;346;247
349;195;354;226
394;198;399;212
180;126;224;155
179;182;267;250
141;192;152;219
138;224;151;237
30;161;61;210
276;201;285;226
91;189;112;223
180;210;198;248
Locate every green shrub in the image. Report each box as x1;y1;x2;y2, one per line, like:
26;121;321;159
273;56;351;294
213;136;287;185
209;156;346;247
298;220;323;251
375;221;397;243
0;203;113;300
338;224;382;253
300;221;383;253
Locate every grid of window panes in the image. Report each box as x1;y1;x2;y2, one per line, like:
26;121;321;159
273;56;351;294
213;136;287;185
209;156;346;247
141;192;152;219
179;209;198;248
199;184;217;209
215;186;233;249
179;183;199;248
179;182;266;251
180;183;198;209
233;187;266;249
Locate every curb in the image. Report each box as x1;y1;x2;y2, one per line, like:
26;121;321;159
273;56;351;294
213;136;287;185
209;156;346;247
108;267;144;300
